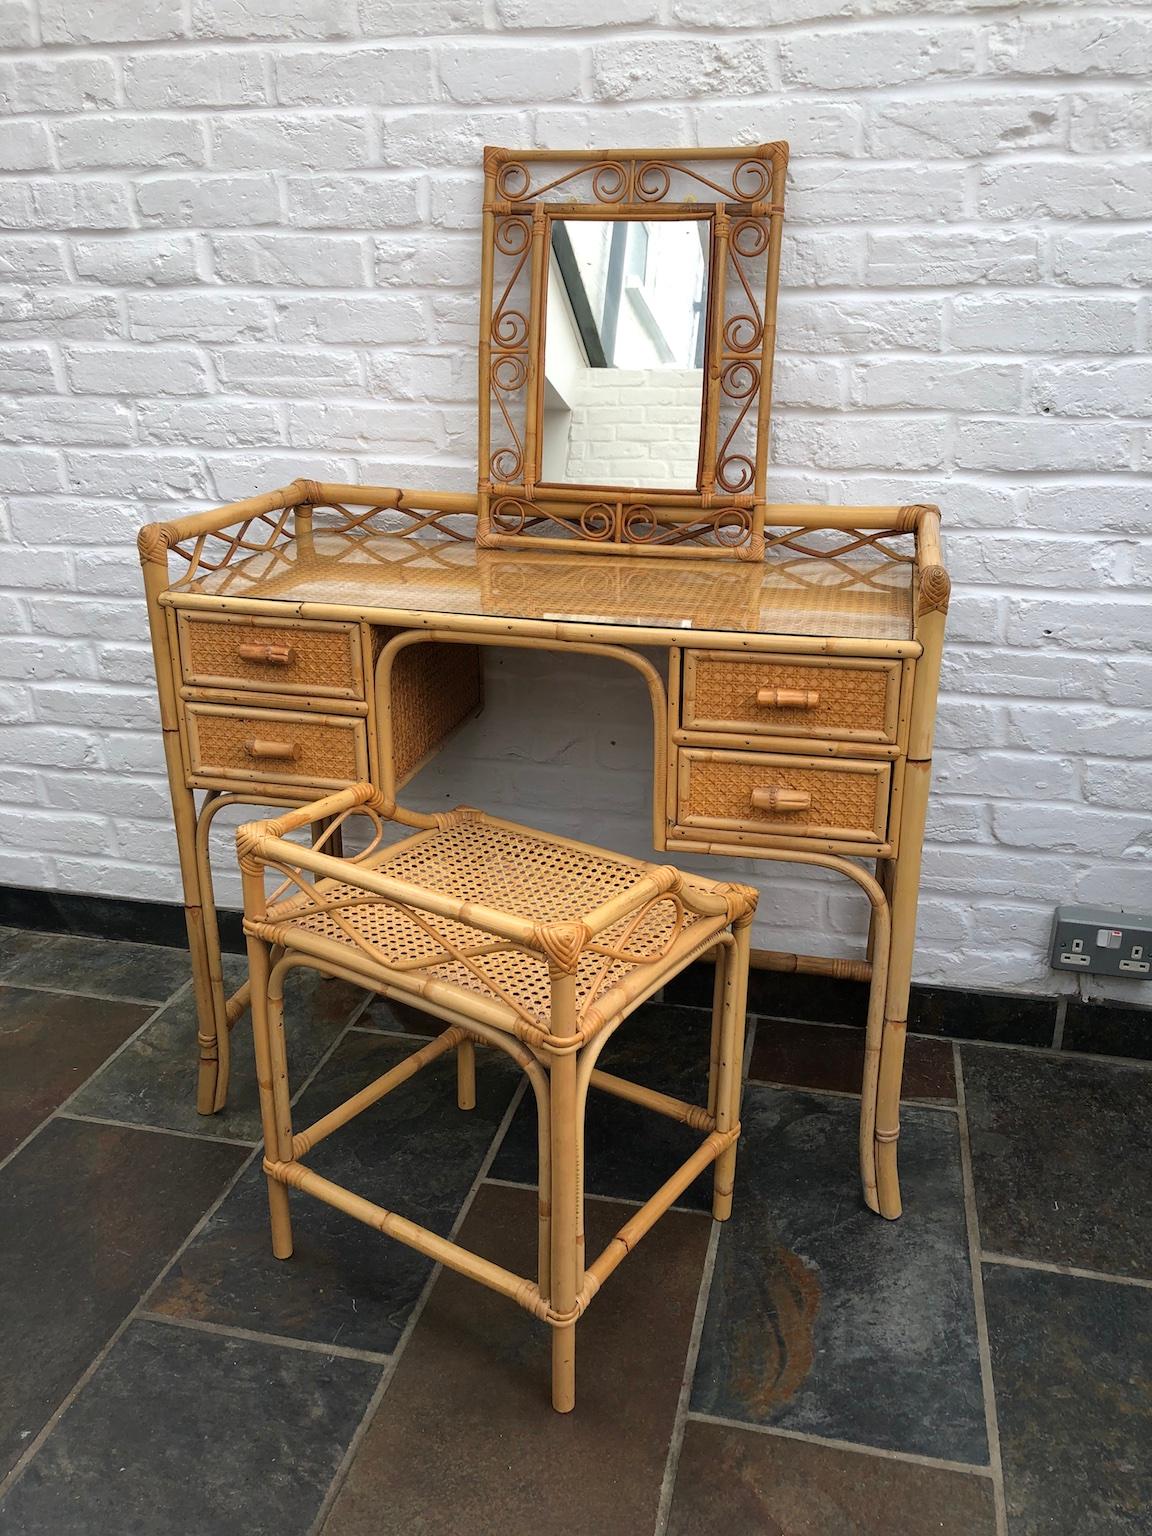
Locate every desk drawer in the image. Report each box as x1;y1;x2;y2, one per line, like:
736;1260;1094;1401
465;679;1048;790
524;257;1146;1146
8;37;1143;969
178;615;364;700
682;652;900;745
185;703;368;791
675;747;890;844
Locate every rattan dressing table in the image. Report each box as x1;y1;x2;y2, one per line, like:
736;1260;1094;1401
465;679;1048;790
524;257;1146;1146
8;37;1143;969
138;145;949;1220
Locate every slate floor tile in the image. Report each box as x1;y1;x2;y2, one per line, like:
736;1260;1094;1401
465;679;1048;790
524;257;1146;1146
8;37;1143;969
750;1018;956;1103
985;1264;1152;1535
68;958;363;1143
667;1419;998;1535
1063;996;1152;1063
0;987;153;1159
149;1031;519;1352
490;1001;718;1210
0;927;52;982
961;1046;1152;1278
320;1183;710;1536
0;931;190;1003
0;1119;244;1481
691;1084;987;1464
0;1320;380;1536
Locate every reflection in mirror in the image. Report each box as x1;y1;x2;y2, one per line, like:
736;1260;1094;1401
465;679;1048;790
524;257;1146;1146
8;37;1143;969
541;218;709;491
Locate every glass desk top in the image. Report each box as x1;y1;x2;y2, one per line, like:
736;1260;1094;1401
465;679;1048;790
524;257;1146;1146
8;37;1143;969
172;530;915;643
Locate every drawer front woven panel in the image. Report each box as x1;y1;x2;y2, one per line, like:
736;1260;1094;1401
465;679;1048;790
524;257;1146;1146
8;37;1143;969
682;652;901;744
676;748;890;844
178;615;364;699
185;703;369;790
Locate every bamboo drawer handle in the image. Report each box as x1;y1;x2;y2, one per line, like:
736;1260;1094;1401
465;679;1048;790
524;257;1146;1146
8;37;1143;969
751;787;812;813
243;739;299;761
237;643;296;666
756;687;820;709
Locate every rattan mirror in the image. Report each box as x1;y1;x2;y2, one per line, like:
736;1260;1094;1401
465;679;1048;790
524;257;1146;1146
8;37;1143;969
477;144;789;561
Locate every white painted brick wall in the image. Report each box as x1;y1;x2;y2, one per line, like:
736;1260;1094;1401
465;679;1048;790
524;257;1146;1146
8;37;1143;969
1;2;1150;1003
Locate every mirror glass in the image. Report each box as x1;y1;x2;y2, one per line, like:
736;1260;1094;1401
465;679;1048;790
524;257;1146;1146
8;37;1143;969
540;217;709;491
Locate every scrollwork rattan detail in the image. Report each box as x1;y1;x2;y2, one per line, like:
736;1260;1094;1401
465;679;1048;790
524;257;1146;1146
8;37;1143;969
490;495;756;551
490;151;778;210
478;144;788;559
488;214;533;485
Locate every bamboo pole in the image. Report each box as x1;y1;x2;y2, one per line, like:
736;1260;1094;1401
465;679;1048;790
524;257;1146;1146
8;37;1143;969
138;546;223;1114
699;205;729;499
588;1070;713;1131
243;921;293;1260
489;144;782;163
291;1027;467;1158
491;483;752;508
548;964;580;1414
267;1159;547;1318
872;513;949;1219
585;1128;736;1294
165;588;924;654
455;1035;477;1111
712;916;750;1220
756;147;787;511
752;948;872;983
522;206;547;488
165;594;924;661
674;728;900;761
707;941;726;1119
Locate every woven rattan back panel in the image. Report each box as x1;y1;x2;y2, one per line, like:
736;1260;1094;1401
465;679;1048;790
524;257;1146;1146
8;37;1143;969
379;634;482;785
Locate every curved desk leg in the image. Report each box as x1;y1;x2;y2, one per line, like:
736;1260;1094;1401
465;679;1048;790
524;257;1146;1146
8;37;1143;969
192;788;321;1115
139;554;222;1115
194;791;233;1114
176;782;222;1117
875;757;932;1220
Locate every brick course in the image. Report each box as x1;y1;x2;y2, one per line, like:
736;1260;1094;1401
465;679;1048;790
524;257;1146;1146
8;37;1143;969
0;2;1148;1002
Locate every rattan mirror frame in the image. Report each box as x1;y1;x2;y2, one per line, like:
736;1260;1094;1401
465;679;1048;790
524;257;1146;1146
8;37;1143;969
476;144;789;562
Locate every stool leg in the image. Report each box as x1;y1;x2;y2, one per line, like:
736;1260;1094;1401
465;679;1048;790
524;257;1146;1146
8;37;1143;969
712;922;751;1222
707;943;725;1119
456;1034;476;1111
247;934;293;1260
549;1048;579;1413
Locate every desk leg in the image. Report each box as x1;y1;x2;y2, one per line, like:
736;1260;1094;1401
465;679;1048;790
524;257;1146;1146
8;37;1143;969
874;757;931;1220
172;777;226;1116
141;554;224;1115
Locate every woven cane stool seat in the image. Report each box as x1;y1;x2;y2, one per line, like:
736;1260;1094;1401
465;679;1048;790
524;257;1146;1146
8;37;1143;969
237;782;757;1412
262;817;727;1039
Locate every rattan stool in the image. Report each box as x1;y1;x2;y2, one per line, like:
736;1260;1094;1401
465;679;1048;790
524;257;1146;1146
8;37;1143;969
236;781;756;1412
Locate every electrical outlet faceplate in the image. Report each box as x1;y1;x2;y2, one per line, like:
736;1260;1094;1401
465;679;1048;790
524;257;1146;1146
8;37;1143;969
1050;905;1152;979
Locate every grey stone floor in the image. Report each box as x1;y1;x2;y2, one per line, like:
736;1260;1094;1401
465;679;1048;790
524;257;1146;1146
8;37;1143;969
1;924;1149;1535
